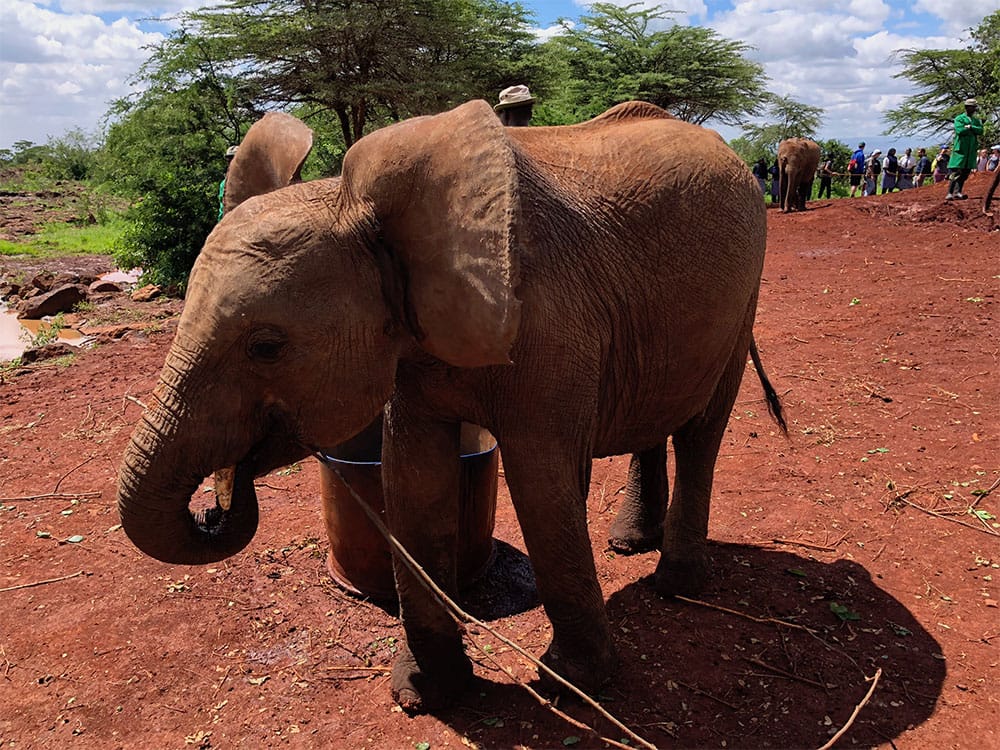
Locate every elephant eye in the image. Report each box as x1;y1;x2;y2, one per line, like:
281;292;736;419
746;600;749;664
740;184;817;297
247;328;287;363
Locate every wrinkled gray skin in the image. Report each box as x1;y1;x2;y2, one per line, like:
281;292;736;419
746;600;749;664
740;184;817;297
778;137;821;212
117;100;772;712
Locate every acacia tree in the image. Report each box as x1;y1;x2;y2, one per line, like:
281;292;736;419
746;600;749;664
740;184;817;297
540;3;768;125
101;30;262;287
184;0;540;148
885;11;999;146
737;95;823;157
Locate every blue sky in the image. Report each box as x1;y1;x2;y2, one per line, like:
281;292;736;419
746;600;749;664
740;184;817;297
1;1;994;153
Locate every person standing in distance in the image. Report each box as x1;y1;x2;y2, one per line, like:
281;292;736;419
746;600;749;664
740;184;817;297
495;85;535;127
218;145;239;221
848;142;866;197
945;98;984;200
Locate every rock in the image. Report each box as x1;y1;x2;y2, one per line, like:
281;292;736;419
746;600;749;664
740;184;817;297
131;284;162;302
29;271;55;292
17;284;89;319
89;279;122;294
53;272;81;287
0;281;20;300
20;342;75;364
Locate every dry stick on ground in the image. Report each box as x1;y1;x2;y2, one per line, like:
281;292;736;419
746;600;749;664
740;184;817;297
770;535;842;552
0;491;101;503
744;656;826;689
896;494;999;537
675;595;819;635
468;637;638;750
0;570;84;594
322;459;657;750
816;668;883;750
53;454;98;493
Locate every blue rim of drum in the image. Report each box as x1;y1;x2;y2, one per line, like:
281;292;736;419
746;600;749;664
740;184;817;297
320;441;498;467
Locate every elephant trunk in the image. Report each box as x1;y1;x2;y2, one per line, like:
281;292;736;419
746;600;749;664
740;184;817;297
117;396;259;565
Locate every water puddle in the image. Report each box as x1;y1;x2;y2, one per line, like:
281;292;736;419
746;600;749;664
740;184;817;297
99;268;142;284
0;303;86;361
0;267;141;362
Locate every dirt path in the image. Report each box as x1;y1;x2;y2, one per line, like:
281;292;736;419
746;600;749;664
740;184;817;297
1;173;997;748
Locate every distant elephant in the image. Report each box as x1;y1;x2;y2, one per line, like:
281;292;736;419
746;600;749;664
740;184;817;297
777;137;821;212
117;100;785;712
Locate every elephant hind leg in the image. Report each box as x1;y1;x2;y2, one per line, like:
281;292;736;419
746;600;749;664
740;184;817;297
608;444;667;554
654;334;752;598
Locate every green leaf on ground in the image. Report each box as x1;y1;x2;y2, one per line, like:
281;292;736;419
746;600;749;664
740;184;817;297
830;602;860;621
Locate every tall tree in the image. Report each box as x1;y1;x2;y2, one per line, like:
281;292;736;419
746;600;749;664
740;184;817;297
540;3;768;125
739;95;823;156
101;30;261;287
184;0;540;147
885;11;999;146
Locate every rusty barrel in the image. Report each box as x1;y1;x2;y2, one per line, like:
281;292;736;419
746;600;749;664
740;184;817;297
319;423;498;600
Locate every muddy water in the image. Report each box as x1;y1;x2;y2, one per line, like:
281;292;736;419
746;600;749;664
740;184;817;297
0;304;85;361
0;268;139;361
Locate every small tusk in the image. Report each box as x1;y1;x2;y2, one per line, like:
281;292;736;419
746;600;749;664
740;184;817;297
214;467;236;511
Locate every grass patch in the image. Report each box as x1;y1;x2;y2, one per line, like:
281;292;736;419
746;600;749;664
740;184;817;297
0;218;126;258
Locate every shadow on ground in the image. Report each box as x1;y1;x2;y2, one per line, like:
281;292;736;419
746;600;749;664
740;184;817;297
427;542;944;749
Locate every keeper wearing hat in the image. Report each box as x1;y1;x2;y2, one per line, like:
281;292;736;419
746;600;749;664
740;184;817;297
495;85;535;127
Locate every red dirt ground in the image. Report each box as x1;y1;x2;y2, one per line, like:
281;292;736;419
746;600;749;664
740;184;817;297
1;173;997;749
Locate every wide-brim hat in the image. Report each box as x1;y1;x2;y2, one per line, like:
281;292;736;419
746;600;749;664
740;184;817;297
964;98;978;107
495;85;535;111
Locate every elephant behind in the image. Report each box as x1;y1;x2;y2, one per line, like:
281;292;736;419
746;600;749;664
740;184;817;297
117;100;782;712
778;137;821;212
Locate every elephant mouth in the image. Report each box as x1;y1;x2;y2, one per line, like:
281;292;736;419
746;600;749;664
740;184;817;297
193;460;257;543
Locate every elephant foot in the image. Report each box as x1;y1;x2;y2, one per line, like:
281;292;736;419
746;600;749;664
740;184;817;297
391;643;473;714
607;519;662;555
537;638;616;698
653;547;710;598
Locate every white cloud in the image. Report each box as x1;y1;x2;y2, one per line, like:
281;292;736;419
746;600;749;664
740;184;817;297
0;1;161;146
913;0;999;34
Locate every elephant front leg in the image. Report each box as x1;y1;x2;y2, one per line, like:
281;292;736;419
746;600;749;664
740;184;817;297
502;443;616;696
608;444;667;554
381;404;470;712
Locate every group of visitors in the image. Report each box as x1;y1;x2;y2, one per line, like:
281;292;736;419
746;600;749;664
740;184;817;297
846;98;993;201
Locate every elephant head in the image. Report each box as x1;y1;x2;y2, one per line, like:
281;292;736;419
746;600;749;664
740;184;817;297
117;101;521;565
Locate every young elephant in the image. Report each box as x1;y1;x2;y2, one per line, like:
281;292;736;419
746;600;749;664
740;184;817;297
117;100;780;711
777;137;822;212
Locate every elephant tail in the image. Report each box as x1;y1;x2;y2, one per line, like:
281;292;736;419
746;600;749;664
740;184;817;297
749;335;788;435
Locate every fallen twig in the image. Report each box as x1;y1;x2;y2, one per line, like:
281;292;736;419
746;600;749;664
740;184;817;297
896;494;999;536
771;538;836;552
816;668;882;750
53;455;97;493
321;455;657;750
124;394;148;411
0;491;101;503
675;595;818;635
470;637;637;750
0;570;85;593
676;679;739;710
744;656;826;689
322;665;390;673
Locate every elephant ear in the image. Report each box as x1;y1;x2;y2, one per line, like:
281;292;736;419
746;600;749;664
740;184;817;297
223;112;314;213
341;100;521;368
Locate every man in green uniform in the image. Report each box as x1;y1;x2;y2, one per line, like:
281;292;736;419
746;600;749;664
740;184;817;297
945;98;983;201
218;145;239;221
